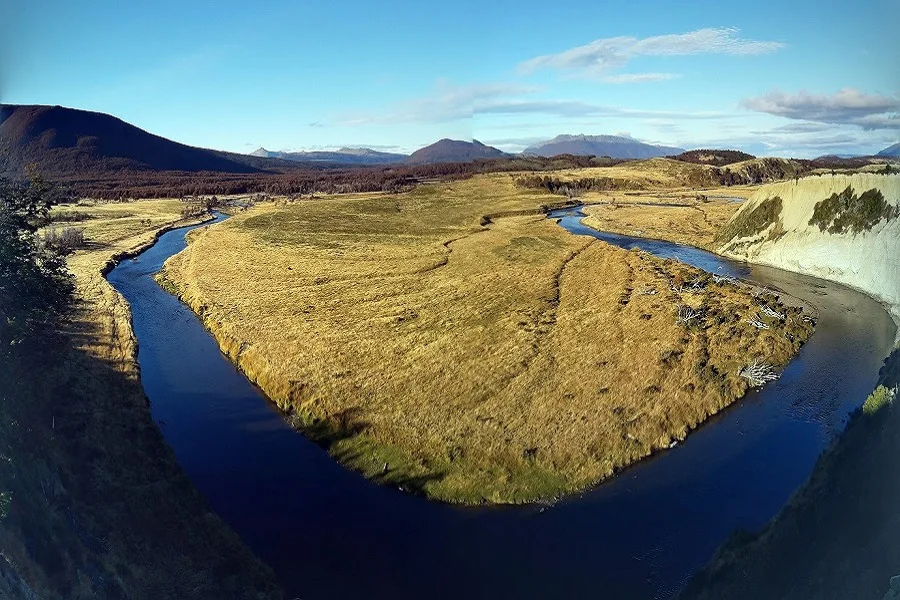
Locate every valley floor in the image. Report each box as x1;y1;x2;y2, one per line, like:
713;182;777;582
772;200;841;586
160;174;811;503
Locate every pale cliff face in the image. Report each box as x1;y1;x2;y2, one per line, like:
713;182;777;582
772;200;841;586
718;173;900;329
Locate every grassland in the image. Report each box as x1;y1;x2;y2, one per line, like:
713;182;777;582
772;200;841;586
161;172;813;504
1;200;280;599
520;158;757;249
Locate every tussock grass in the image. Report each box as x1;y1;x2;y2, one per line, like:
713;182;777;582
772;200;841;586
163;174;813;504
582;199;742;249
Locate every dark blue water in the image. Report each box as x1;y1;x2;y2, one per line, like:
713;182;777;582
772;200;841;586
107;211;895;600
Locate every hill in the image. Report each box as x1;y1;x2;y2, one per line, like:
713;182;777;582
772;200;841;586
523;134;684;159
0;104;284;176
671;149;755;166
251;146;407;165
877;143;900;157
405;138;507;165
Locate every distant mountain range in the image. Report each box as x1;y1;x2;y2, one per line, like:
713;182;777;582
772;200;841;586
405;139;508;165
523;134;684;159
4;104;892;181
251;146;407;165
0;104;284;176
877;143;900;157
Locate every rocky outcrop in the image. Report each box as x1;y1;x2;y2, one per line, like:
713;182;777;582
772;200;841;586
717;173;900;329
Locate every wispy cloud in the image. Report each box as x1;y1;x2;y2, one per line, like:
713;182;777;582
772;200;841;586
519;28;784;80
741;88;900;129
599;72;681;84
680;122;896;157
336;81;737;126
476;99;731;121
336;81;537;125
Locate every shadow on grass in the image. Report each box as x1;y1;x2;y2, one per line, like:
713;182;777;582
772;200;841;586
0;308;283;599
298;406;448;497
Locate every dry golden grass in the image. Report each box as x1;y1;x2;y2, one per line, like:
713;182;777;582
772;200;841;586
581;199;744;249
536;157;719;188
162;174;813;504
45;199;193;368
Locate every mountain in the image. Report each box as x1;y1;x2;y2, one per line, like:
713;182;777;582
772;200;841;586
523;134;684;159
0;104;286;176
877;143;900;157
251;146;407;165
671;149;756;166
405;139;507;165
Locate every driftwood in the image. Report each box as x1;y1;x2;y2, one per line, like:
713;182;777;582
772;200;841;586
740;360;779;387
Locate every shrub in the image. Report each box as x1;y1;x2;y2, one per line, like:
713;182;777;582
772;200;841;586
715;196;783;243
0;176;74;356
862;385;894;416
51;210;92;223
43;226;85;254
809;186;896;235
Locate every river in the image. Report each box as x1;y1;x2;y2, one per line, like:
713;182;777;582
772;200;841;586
106;208;895;599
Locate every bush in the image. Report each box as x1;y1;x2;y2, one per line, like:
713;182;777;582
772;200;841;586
809;186;896;235
43;226;85;254
0;176;74;356
862;385;894;416
715;196;783;243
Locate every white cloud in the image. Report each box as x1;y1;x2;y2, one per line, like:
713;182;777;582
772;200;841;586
600;72;681;84
519;28;784;79
741;88;900;129
334;82;736;126
336;81;536;125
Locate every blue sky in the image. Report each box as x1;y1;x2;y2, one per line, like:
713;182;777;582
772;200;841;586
2;0;898;157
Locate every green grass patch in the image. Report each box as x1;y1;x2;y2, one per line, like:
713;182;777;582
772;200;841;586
809;186;896;235
862;385;894;416
715;196;783;243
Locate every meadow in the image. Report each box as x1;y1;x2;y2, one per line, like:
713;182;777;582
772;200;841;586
161;170;813;503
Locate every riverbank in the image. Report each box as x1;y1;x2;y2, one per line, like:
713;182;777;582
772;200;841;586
159;175;813;504
718;174;899;330
680;347;900;600
0;200;281;599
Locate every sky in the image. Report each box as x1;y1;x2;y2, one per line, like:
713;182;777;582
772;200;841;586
2;0;898;157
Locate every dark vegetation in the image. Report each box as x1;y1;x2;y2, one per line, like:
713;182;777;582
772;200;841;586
670;149;756;166
809;186;897;234
514;174;642;196
0;175;74;357
715;196;783;244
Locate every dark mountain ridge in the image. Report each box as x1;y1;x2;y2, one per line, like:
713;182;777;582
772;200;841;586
877;143;900;157
0;104;289;176
405;138;507;165
523;134;684;159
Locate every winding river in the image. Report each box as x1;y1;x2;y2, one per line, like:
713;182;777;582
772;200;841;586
107;208;895;599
